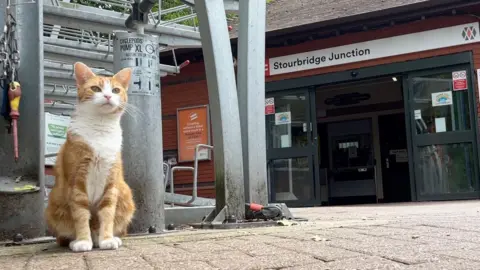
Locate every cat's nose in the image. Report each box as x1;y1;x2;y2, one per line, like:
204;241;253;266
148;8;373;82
104;95;111;100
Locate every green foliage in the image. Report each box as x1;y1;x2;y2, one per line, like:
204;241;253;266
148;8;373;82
72;0;274;27
153;0;199;27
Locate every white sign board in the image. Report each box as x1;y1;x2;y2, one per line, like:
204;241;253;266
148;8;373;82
431;91;453;107
266;23;479;76
414;109;422;120
45;113;71;166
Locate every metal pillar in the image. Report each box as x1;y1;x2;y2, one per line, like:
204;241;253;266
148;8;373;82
0;0;45;240
113;30;164;233
195;0;246;220
237;0;268;205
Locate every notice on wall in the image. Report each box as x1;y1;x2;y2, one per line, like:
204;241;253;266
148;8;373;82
452;70;468;91
265;97;275;115
389;149;408;163
275;112;291;125
177;105;211;162
431;91;453;107
435;117;447;133
45;112;71;166
280;135;291;148
414;109;422;120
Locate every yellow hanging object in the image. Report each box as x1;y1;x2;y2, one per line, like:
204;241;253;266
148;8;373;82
9;81;21;113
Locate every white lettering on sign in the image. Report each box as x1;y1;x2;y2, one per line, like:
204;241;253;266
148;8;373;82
266;22;479;76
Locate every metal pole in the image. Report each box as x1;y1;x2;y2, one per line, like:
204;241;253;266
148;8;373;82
113;29;164;233
195;0;246;219
0;0;46;241
237;0;268;205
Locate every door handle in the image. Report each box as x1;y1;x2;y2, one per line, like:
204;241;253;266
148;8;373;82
386;157;390;169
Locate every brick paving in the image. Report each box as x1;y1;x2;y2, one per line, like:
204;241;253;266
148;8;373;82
2;201;480;269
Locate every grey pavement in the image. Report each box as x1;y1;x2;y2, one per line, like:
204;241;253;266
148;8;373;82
2;201;480;269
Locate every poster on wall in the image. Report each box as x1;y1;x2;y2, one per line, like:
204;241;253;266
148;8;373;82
45;112;71;166
275;111;291;125
177;105;211;163
431;91;453;107
452;70;468;91
265;97;275;115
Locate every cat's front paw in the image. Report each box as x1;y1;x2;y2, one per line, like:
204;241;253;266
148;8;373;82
69;239;93;252
99;238;120;250
113;236;123;247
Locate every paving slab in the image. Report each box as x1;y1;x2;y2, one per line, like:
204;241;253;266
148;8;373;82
285;256;407;270
0;255;30;270
87;256;154;270
1;201;480;269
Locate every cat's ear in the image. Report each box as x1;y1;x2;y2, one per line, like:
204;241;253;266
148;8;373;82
74;62;96;85
113;68;132;90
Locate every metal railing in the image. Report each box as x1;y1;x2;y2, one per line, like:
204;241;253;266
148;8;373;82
168;144;214;206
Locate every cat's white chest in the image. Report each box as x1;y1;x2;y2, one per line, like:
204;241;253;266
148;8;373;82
69;116;122;205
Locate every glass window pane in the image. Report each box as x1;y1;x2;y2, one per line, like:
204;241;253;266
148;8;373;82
266;94;308;149
269;157;313;201
411;72;471;134
417;143;476;196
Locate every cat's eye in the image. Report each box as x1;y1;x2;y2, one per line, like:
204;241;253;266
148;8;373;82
112;88;120;94
91;86;102;92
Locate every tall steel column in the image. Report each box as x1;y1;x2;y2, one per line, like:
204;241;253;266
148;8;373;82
195;0;246;219
113;31;164;233
237;0;268;205
0;0;45;240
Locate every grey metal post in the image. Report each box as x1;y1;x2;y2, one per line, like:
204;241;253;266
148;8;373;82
0;0;46;240
195;0;246;219
236;0;268;205
113;30;165;233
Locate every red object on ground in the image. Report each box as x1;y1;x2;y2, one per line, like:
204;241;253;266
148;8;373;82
249;203;263;211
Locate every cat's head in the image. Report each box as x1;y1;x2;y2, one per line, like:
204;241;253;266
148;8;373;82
73;62;132;116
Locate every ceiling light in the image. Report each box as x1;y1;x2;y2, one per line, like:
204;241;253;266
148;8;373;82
392;77;398;82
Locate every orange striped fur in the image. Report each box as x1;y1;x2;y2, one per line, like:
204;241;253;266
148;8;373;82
45;62;136;252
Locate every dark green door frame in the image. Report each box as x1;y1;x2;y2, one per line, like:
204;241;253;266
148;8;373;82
265;88;321;207
404;64;480;201
266;51;479;203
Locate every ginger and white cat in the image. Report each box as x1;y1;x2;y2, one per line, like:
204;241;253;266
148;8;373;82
45;62;136;252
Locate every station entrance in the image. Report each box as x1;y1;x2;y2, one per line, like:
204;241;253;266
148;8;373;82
266;54;480;207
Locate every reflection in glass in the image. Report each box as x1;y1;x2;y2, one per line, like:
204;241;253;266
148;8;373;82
266;94;308;149
418;143;476;195
270;157;313;201
412;72;470;134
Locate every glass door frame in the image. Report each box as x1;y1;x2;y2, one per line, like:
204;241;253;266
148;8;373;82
403;64;480;201
265;87;321;207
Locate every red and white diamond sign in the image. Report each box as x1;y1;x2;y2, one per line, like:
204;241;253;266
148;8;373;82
265;97;275;115
452;70;467;91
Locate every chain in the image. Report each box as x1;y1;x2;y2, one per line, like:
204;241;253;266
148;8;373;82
0;0;20;83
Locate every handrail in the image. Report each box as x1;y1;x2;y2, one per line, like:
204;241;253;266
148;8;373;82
188;144;214;205
169;166;194;207
163;162;171;187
